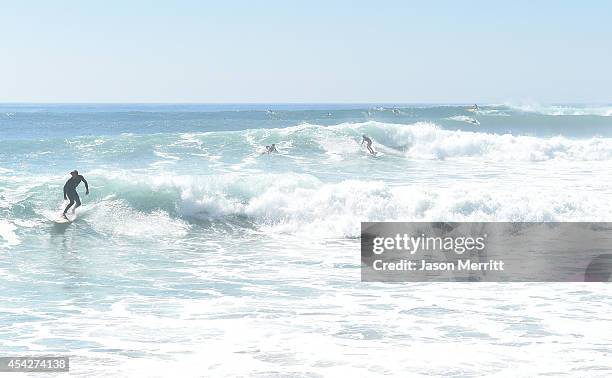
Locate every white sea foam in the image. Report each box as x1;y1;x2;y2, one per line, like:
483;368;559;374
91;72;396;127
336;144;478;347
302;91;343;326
507;103;612;116
0;220;20;247
84;172;612;238
81;199;190;239
315;121;612;161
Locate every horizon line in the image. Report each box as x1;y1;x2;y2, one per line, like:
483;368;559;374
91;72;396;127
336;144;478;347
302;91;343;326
0;101;608;105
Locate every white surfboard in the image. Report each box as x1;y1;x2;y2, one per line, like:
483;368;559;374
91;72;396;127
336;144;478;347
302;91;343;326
54;215;74;224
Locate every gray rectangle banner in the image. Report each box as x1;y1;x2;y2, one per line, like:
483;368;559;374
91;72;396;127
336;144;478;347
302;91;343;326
361;222;612;282
0;356;69;372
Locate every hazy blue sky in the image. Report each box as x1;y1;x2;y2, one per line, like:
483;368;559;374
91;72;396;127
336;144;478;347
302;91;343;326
2;1;611;103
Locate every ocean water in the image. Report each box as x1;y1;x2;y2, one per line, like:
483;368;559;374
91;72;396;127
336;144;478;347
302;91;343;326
1;103;611;376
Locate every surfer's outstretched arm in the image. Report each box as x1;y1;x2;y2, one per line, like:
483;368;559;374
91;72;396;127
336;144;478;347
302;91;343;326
63;182;68;200
81;176;89;194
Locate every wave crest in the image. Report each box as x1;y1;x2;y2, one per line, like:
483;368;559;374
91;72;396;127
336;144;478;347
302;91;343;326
312;121;612;161
75;172;612;238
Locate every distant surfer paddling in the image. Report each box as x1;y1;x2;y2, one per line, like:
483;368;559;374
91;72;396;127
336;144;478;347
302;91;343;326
63;170;89;217
361;134;375;154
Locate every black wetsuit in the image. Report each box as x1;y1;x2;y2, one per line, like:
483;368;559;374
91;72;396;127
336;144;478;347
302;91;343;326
63;175;88;214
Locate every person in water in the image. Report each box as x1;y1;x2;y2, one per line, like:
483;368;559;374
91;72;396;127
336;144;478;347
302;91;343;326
472;104;479;111
361;134;375;154
268;143;278;153
63;170;89;217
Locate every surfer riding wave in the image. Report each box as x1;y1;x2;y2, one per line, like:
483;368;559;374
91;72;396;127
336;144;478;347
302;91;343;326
63;170;89;217
361;134;375;154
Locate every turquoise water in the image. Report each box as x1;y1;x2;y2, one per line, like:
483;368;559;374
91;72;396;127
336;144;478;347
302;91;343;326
1;104;612;376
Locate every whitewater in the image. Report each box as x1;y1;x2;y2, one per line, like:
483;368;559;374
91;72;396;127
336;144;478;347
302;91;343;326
1;104;611;376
